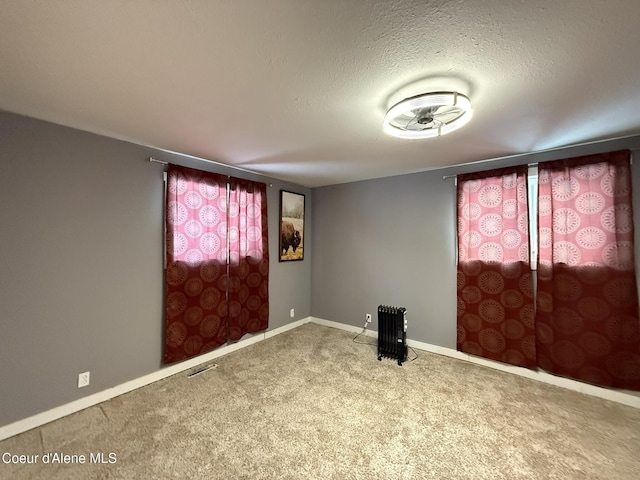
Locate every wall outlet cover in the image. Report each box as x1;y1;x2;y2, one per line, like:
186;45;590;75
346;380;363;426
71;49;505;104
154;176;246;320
78;371;90;388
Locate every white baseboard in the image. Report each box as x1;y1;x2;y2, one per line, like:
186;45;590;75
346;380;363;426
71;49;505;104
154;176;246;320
310;316;372;335
265;317;310;339
309;317;640;409
0;317;312;442
4;315;637;442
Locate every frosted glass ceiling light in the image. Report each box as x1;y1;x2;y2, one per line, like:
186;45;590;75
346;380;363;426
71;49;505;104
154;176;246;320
383;92;472;139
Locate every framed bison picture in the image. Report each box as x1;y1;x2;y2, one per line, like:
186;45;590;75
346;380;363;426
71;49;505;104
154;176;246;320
279;190;305;261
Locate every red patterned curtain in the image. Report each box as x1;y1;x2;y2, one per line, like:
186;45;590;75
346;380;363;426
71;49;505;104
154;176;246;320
164;165;228;363
457;166;537;368
536;150;640;389
227;178;269;341
163;166;269;364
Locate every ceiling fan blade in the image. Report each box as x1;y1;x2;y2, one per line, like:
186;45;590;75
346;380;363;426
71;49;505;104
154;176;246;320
404;116;423;130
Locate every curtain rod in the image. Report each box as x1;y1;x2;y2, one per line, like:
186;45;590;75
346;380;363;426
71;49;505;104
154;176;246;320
146;147;274;182
443;163;538;180
440;135;640;180
443;148;636;180
149;157;168;165
150;157;274;187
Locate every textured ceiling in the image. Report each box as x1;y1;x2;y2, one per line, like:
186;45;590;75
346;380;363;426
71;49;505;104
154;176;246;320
1;0;640;187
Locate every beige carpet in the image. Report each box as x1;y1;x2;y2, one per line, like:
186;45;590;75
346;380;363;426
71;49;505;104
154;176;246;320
1;323;639;479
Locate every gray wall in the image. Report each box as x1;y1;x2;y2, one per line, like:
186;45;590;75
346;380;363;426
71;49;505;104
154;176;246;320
0;111;311;426
310;170;458;348
311;137;640;351
3;107;640;427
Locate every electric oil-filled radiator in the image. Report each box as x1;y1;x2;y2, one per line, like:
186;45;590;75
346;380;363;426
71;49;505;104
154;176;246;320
377;305;407;366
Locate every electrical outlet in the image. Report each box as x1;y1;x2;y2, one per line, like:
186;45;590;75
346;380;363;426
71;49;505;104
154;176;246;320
290;308;295;318
78;371;90;388
366;313;372;323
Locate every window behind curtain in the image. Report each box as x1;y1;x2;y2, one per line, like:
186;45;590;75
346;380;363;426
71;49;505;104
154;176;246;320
456;166;537;368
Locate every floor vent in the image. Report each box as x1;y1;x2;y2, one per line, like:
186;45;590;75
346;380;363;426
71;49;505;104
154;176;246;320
188;363;218;378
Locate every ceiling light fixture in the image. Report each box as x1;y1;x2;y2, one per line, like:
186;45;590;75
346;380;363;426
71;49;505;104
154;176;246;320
383;91;472;139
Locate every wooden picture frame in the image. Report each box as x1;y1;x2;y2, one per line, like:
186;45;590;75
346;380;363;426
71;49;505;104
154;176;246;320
279;190;305;261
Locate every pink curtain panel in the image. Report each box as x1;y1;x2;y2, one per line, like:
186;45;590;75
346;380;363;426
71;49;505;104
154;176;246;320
163;165;269;364
536;150;640;390
457;166;537;369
